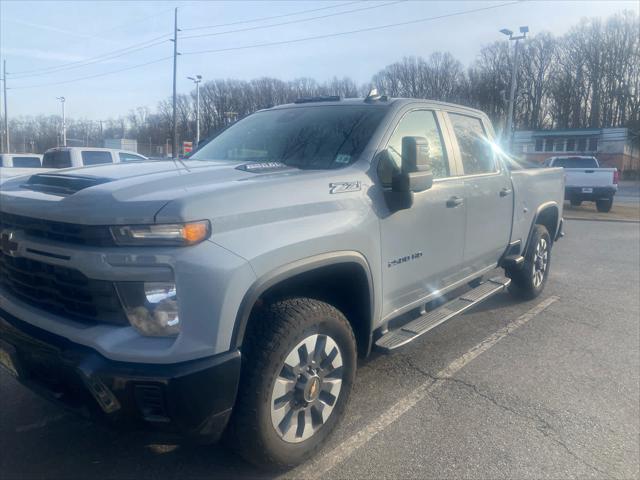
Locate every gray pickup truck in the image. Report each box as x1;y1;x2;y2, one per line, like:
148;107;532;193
0;95;564;468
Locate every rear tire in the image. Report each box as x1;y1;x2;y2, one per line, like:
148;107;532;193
508;225;551;300
227;298;357;470
570;198;582;206
596;197;613;212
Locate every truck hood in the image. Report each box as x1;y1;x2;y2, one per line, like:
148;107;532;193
0;160;303;224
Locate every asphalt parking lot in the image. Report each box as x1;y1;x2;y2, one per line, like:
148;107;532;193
1;218;639;479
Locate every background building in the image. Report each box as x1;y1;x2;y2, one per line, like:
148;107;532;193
513;127;639;174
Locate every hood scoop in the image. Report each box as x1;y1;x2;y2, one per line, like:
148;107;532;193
21;173;112;196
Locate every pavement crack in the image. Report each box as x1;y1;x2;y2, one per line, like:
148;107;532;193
401;358;614;479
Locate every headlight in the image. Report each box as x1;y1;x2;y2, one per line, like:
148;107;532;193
116;282;180;337
110;220;210;246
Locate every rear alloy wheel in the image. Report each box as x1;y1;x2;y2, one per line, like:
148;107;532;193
508;224;551;300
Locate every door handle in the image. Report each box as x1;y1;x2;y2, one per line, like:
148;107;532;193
499;188;512;197
446;196;464;208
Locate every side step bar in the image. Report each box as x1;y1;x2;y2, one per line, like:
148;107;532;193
375;276;511;352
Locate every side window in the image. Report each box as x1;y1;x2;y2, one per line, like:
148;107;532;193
380;110;449;184
119;152;146;162
81;151;113;166
12;157;41;167
448;113;496;175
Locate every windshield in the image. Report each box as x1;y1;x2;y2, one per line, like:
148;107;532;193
191;105;387;169
552;157;598;168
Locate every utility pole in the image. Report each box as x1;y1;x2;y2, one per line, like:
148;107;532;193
171;7;179;158
3;60;9;153
500;26;528;152
187;75;202;147
56;96;66;146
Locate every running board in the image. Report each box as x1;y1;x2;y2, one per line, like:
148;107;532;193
375;276;511;352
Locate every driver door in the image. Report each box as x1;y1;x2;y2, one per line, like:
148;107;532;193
378;109;467;319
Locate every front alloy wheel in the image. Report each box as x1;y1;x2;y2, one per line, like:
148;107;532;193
271;334;344;443
228;298;356;469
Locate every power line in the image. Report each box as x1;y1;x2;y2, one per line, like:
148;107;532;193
181;1;362;32
181;1;405;41
9;56;173;90
9;33;172;77
183;1;520;56
95;7;174;35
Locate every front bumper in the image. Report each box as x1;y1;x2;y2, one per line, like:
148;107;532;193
0;308;241;441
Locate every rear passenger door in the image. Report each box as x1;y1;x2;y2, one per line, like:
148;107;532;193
446;112;513;274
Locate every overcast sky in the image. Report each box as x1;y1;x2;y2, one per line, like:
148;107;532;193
1;0;637;119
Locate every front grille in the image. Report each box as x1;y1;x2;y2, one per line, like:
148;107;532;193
0;211;115;246
0;252;127;325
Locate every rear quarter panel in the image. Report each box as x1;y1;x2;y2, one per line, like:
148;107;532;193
510;167;564;247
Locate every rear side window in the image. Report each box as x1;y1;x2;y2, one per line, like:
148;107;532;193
449;113;496;175
81;151;113;166
42;150;72;168
12;157;41;167
552;157;598;168
119;152;146;162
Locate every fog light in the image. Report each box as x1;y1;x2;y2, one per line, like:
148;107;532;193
116;282;180;337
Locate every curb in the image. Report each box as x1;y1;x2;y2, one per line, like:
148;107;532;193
564;216;640;224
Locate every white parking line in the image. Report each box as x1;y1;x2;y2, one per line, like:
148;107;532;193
294;295;560;480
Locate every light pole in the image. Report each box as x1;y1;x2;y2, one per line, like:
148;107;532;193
500;26;528;151
187;75;202;148
56;96;66;147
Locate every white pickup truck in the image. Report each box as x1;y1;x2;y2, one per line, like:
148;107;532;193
546;156;619;212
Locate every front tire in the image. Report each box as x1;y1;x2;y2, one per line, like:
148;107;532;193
596;197;613;212
508;225;551;300
228;298;357;469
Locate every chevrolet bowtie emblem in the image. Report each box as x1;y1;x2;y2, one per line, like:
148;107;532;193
0;230;19;257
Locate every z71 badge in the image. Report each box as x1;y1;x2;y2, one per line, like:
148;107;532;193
329;181;361;194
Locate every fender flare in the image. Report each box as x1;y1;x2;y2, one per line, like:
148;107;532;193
525;201;560;252
230;251;376;351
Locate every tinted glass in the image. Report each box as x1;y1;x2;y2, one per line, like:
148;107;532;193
449;113;495;175
119;152;146;162
82;151;113;166
42;150;72;168
191;105;387;169
552;157;598;168
384;110;449;180
12;157;41;167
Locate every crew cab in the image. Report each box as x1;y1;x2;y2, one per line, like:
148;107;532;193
546;155;618;212
0;95;564;469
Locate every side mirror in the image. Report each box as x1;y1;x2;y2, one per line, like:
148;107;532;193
392;136;433;193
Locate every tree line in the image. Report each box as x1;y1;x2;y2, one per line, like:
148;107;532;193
3;10;638;155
